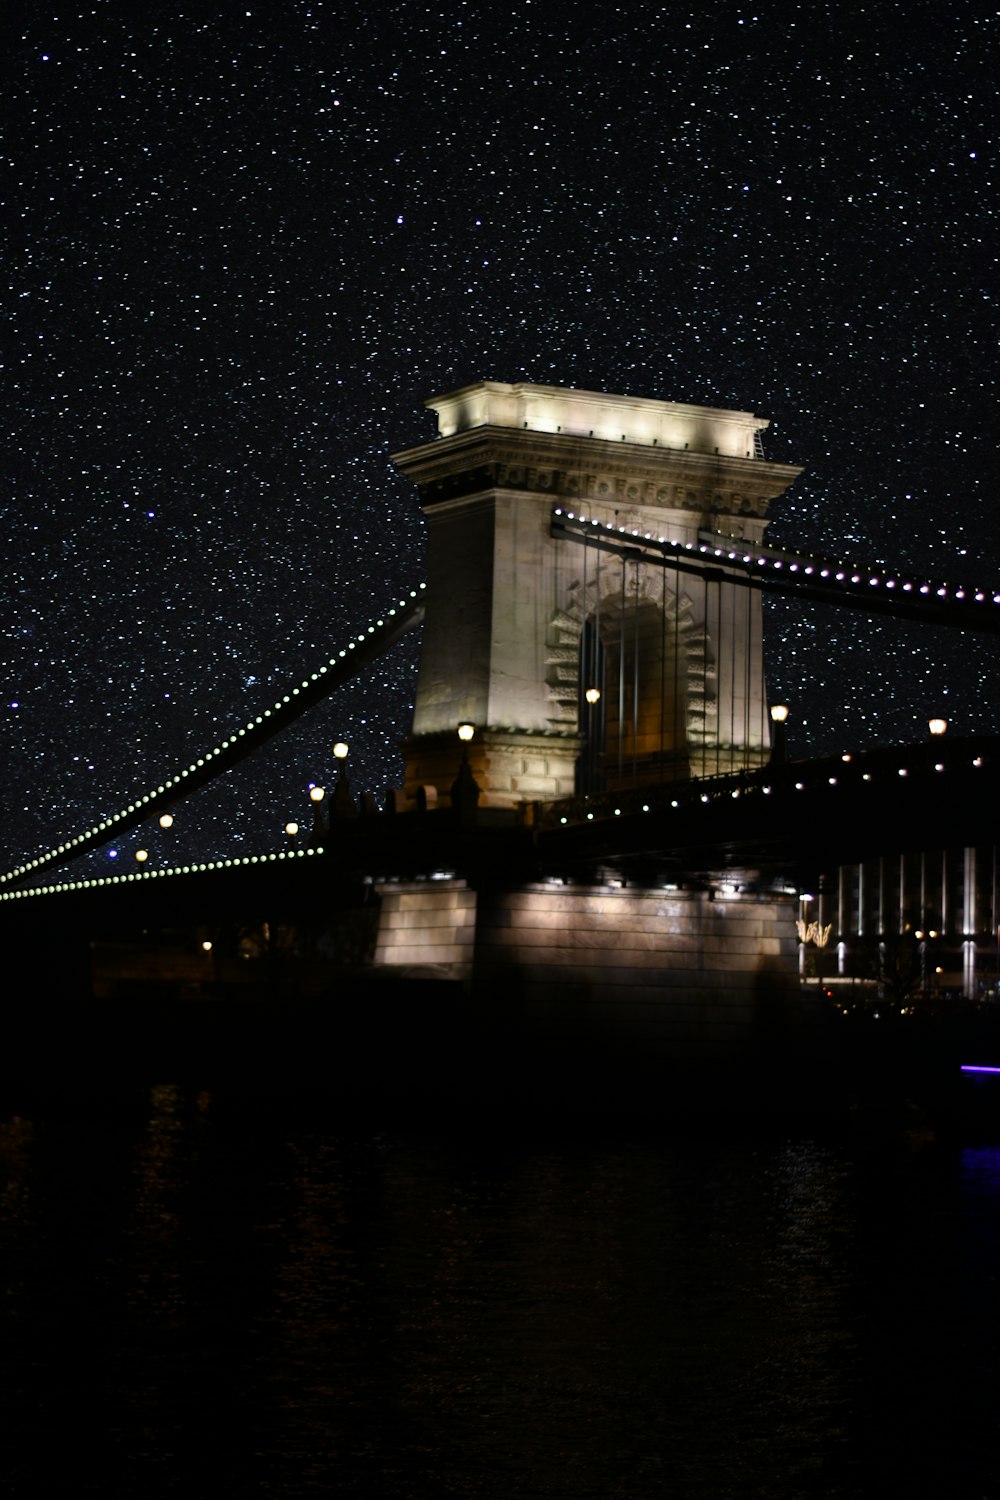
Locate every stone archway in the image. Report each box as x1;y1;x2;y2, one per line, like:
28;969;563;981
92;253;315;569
546;562;715;789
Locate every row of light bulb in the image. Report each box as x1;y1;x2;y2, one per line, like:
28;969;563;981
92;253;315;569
0;844;324;903
0;589;425;886
556;751;986;825
553;510;1000;605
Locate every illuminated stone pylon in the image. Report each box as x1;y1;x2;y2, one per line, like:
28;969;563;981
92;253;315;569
392;381;802;809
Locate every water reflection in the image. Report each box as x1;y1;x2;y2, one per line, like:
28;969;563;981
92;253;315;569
0;1095;998;1497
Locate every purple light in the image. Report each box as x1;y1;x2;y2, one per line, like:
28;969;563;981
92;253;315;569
961;1065;1000;1074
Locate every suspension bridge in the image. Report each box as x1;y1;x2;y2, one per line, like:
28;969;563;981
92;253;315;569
3;381;998;1084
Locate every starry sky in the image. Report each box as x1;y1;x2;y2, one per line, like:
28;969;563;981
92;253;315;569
5;0;999;876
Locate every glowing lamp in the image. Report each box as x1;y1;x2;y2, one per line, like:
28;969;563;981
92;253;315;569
135;849;148;863
457;723;475;742
585;687;601;705
285;822;299;836
333;741;349;760
201;941;213;953
770;704;789;724
309;786;325;803
928;717;948;736
159;813;174;829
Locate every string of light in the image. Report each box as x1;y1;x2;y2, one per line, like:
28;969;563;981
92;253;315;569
0;844;325;904
553;748;988;827
552;508;1000;609
0;586;426;888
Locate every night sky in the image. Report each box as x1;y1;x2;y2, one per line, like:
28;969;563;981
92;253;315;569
6;1;998;877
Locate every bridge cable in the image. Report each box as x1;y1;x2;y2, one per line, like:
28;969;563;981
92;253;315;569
2;587;427;890
550;513;1000;634
632;555;640;787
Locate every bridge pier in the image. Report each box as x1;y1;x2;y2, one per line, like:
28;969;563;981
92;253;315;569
373;874;803;1077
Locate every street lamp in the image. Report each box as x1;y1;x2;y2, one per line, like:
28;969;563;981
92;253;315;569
928;717;948;737
331;739;357;818
769;703;789;766
585;687;601;705
308;784;326;845
452;723;481;820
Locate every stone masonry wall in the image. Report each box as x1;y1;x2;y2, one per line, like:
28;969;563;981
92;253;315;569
373;878;800;1061
473;883;799;1058
373;881;477;979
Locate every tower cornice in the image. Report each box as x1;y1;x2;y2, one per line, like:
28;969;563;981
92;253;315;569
392;424;803;522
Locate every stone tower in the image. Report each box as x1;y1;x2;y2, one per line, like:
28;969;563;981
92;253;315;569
392;381;802;809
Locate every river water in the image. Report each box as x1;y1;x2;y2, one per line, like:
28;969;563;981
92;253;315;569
2;1082;999;1498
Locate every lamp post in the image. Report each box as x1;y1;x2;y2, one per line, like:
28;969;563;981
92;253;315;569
308;784;326;845
451;723;481;822
769;703;789;766
331;740;357;819
926;716;948;773
915;929;927;996
797;891;813;980
579;685;602;795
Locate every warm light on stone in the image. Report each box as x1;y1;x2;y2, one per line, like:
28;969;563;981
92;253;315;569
425;379;771;458
393;381;803;807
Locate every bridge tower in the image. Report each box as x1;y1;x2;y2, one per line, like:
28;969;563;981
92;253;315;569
392;381;802;809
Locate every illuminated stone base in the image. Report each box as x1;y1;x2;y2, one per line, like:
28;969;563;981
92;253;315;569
373;880;477;979
374;876;800;1060
402;729;584;811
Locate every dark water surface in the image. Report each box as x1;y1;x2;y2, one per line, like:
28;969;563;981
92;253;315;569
2;1084;999;1498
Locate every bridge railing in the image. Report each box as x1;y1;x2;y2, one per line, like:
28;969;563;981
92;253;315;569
538;735;996;834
